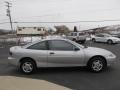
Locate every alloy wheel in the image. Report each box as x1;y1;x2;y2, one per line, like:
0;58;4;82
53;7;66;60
92;60;103;72
22;62;33;73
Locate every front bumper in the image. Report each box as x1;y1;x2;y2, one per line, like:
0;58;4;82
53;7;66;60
113;40;120;44
106;56;117;66
8;57;19;66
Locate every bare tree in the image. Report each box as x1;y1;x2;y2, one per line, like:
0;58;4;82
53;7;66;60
54;25;70;35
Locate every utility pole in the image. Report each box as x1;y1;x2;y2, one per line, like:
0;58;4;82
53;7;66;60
5;1;13;34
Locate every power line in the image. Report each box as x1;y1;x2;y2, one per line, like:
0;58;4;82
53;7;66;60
0;18;9;21
12;14;61;21
0;13;6;16
13;19;120;23
0;22;9;24
1;19;120;25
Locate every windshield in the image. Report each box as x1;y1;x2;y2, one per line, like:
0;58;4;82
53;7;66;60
104;34;111;37
68;39;85;49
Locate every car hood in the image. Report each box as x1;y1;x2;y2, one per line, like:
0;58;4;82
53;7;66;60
108;37;120;40
84;47;114;56
10;46;22;51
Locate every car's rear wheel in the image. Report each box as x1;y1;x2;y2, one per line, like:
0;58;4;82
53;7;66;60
72;38;76;42
20;59;36;74
107;40;113;44
81;40;86;44
87;56;106;72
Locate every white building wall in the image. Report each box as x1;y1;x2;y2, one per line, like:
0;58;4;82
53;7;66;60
17;27;46;35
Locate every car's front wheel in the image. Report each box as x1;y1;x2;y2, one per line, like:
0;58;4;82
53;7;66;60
20;59;36;74
87;56;106;72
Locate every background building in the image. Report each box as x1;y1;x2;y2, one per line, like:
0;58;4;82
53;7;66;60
17;27;46;36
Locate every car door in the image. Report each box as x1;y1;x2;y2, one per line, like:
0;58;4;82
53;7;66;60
95;34;104;42
26;41;48;67
47;40;84;67
102;35;109;42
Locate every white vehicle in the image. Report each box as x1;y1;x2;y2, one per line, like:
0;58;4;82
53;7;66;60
67;32;87;44
92;34;120;44
8;38;116;74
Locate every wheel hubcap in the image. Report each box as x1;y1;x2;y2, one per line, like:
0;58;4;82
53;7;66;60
22;62;33;73
92;39;95;42
92;60;103;71
108;40;112;44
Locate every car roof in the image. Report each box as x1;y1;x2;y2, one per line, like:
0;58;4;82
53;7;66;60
23;38;69;47
23;38;84;49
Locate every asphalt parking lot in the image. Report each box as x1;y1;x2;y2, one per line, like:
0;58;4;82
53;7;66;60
0;41;120;90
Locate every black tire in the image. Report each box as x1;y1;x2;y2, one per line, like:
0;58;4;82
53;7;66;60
72;38;76;42
87;56;106;72
20;58;37;74
81;40;86;44
107;40;113;44
92;38;96;42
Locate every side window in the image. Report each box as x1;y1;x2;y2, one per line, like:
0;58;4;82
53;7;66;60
49;40;75;51
101;35;104;37
27;41;48;50
96;34;104;37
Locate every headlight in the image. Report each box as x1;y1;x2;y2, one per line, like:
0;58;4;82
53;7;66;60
113;39;120;41
108;53;115;57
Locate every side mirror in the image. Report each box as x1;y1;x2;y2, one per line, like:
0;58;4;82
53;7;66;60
74;47;80;51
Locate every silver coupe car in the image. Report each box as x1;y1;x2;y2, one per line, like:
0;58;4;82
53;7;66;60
8;38;116;74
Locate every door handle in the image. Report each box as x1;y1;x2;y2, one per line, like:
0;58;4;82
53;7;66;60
49;52;55;55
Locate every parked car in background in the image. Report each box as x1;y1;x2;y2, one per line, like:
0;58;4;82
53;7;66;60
67;32;87;44
91;33;120;44
8;38;116;74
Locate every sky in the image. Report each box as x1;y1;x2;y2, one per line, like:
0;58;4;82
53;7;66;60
0;0;120;30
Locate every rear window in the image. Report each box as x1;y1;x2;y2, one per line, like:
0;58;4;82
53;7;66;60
27;41;48;50
96;34;104;37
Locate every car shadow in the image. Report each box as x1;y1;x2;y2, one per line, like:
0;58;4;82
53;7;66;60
1;65;115;90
